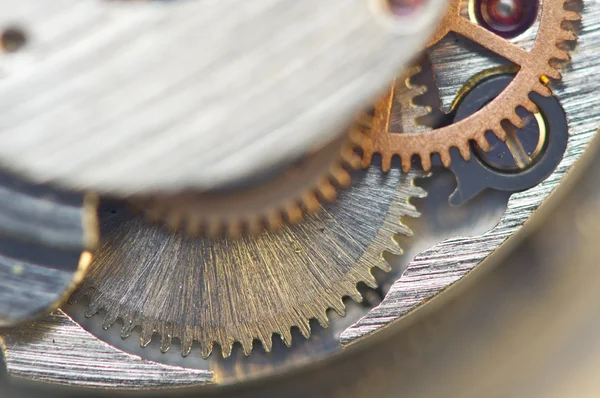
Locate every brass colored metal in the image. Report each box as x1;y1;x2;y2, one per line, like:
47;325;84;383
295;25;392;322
131;130;365;237
362;0;580;172
70;167;424;358
389;65;432;135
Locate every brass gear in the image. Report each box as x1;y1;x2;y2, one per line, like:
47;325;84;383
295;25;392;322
70;167;425;358
362;0;580;172
68;76;430;359
131;129;365;237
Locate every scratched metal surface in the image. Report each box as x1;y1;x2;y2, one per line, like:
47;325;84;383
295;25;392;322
0;0;445;195
340;0;598;343
2;0;599;391
68;166;424;359
0;310;213;389
1;166;425;387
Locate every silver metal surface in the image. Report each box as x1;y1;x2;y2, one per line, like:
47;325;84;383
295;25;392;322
0;310;213;389
0;0;445;194
2;0;599;391
341;0;597;342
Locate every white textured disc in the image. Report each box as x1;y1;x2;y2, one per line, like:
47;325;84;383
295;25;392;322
0;0;445;194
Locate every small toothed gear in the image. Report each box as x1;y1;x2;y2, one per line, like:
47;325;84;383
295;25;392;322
130;129;365;237
362;0;580;172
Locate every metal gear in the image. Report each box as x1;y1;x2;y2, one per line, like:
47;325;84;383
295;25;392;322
130;129;365;237
69;166;425;359
362;0;580;172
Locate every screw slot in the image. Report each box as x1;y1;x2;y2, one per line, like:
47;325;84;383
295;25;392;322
1;27;27;53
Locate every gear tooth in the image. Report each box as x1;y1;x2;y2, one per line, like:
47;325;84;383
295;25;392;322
302;191;321;213
340;146;358;165
362;271;378;289
420;154;431;171
315;311;329;328
280;329;293;347
297;319;311;339
521;98;539;114
533;81;552;97
220;341;234;358
349;286;363;302
434;151;450;171
361;150;374;169
563;10;582;21
260;332;273;352
552;48;571;61
227;220;244;238
246;217;263;234
355;113;373;129
120;317;135;338
84;301;101;317
285;203;303;224
207;220;223;238
385;238;402;257
493;124;507;140
160;332;172;353
102;311;118;330
544;65;563;80
185;216;203;236
349;127;367;146
331;166;352;187
181;335;194;357
239;337;254;356
378;256;393;272
413;103;431;120
165;212;183;232
382;154;394;172
406;64;422;79
145;203;165;221
68;289;84;305
458;141;471;160
508;111;525;128
199;341;212;359
474;133;490;151
560;29;578;41
318;180;337;202
332;300;346;316
345;153;363;170
266;211;283;230
140;327;153;347
414;84;428;97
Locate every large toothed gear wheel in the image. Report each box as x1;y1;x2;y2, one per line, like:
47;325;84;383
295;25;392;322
361;0;580;172
68;75;430;359
131;129;365;237
70;167;425;358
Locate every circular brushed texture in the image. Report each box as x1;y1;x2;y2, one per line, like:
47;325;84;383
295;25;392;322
70;166;423;358
0;0;445;194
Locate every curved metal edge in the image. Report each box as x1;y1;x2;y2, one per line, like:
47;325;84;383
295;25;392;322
0;310;214;389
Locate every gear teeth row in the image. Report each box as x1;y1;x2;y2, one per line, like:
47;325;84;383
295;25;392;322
74;261;386;358
132;129;366;238
362;63;433;170
362;0;579;173
403;66;432;127
71;170;425;358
